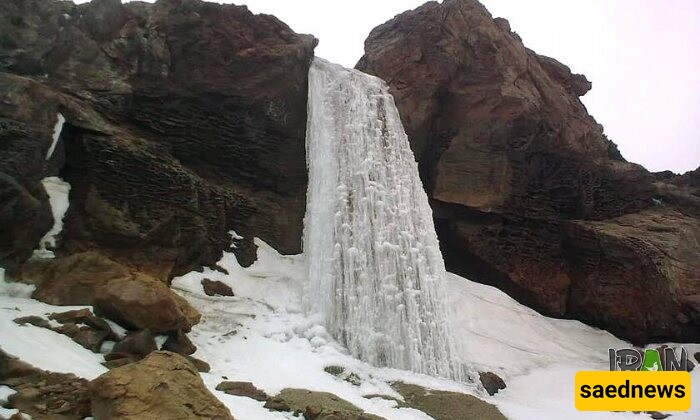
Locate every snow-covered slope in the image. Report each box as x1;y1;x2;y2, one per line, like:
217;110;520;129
1;240;698;419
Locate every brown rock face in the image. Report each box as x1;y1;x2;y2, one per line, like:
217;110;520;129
201;278;235;297
14;309;118;353
358;0;700;343
0;0;316;280
93;273;200;333
215;381;268;401
390;382;506;420
21;251;130;305
90;351;233;419
0;349;91;420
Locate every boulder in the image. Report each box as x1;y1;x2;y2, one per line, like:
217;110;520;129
478;372;506;396
264;388;383;420
185;356;211;373
201;278;234;297
93;274;200;333
90;351;232;420
22;251;130;306
19;252;201;335
390;382;506;420
53;323;112;353
357;0;700;343
15;309;116;353
162;329;197;356
215;381;268;401
111;329;158;359
49;308;114;334
13;315;51;329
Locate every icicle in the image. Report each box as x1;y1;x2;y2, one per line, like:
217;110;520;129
303;57;463;380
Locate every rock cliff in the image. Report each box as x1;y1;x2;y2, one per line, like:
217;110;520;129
0;0;316;280
357;0;699;343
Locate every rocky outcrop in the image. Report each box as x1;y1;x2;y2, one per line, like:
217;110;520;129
264;388;384;420
17;250;201;333
14;309;118;353
90;351;232;419
0;349;91;419
358;0;700;343
20;251;130;305
0;0;316;280
215;381;268;401
390;382;505;420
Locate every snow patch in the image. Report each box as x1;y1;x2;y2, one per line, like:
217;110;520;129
0;274;35;298
33;176;71;259
0;297;107;379
45;112;65;160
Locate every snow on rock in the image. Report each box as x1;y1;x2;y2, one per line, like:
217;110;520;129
45;112;65;160
32;176;70;259
0;233;697;419
173;239;473;420
447;272;628;376
0;271;34;298
0;385;19;418
173;237;699;420
0;296;107;379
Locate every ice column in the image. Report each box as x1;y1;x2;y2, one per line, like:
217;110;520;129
304;58;462;380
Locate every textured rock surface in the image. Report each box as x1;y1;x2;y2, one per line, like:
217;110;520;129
14;309;117;353
264;388;384;420
93;273;200;333
0;0;316;281
390;382;506;420
357;0;700;343
215;381;268;401
478;372;506;396
201;278;234;297
90;351;233;420
162;329;198;356
0;349;91;420
21;251;130;305
111;329;158;359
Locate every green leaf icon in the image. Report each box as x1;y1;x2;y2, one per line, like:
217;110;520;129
640;349;664;371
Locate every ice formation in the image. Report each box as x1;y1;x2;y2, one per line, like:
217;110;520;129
33;177;71;259
46;113;65;160
303;58;462;380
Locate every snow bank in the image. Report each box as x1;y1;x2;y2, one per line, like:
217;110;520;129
173;238;699;419
0;234;696;419
0;296;107;379
33;176;71;259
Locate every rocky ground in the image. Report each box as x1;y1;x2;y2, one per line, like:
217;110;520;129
2;238;698;419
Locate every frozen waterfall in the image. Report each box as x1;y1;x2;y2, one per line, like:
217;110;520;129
303;58;463;380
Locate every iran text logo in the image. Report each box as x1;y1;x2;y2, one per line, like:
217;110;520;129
609;347;690;371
